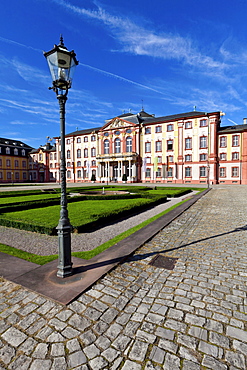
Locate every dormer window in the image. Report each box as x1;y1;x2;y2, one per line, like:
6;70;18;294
6;147;10;154
14;148;18;155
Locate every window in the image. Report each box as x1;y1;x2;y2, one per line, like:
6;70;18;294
15;160;19;168
155;141;162;152
22;161;26;168
145;142;151;153
167;124;174;132
91;135;96;141
67;150;71;159
157;156;162;163
92;160;96;166
232;135;239;147
67;170;71;178
146;157;151;163
54;153;57;160
220;136;227;147
77;137;81;143
23;172;27;180
167;167;173;177
168;155;173;163
39;153;43;161
200;119;207;127
220;153;226;160
22;149;25;156
185;138;192;149
0;159;2;167
200;154;207;161
15;172;19;180
232;152;239;160
200;167;207;177
7;172;11;180
200;136;207;148
77;170;81;178
232;167;239;177
126;137;132;152
6;159;10;167
50;153;53;160
104;139;109;154
77;149;81;158
114;138;121;153
84;148;88;158
220;167;226;177
84;136;88;142
167;140;173;151
185;121;192;129
156;168;162;177
66;139;70;144
145;168;151;177
91;148;96;157
155;126;162;133
14;148;18;155
145;127;151;134
185;154;192;162
185;167;191;177
77;161;81;167
0;172;2;180
6;147;10;154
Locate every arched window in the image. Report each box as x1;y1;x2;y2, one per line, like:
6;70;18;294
104;139;109;154
126;137;132;152
67;150;71;159
115;138;121;154
77;149;81;158
84;148;88;158
77;161;81;167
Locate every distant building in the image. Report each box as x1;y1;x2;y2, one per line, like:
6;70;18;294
1;109;247;185
0;138;33;183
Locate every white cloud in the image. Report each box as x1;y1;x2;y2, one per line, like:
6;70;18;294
53;0;227;73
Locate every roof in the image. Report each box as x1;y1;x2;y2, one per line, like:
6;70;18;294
218;124;247;134
0;137;33;149
65;127;102;137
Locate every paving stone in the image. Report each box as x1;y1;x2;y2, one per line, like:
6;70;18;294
50;343;65;357
129;340;149;362
121;360;142;370
150;346;165;364
101;347;120;362
8;354;32;370
2;326;27;347
88;356;108;370
163;352;180;370
202;355;227;370
50;357;67;370
32;343;48;359
0;344;15;364
68;350;87;368
29;359;52;370
83;343;100;359
225;350;246;369
226;325;247;342
79;330;96;346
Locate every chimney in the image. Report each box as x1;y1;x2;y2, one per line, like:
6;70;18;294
244;118;247;125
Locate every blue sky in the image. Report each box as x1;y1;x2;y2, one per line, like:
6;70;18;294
1;0;247;148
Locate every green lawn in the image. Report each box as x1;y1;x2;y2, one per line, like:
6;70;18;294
0;193;60;205
1;198;152;230
0;199;187;264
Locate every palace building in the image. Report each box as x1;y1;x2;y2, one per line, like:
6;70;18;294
2;109;247;185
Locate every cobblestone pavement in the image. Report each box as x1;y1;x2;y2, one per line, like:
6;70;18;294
1;185;247;369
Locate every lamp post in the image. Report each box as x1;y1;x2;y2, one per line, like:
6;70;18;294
44;36;78;278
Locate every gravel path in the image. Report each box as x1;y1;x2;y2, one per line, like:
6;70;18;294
0;193;196;256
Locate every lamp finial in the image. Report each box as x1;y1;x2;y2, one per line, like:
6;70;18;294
59;34;64;46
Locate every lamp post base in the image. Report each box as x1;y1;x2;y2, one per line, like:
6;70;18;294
56;224;73;278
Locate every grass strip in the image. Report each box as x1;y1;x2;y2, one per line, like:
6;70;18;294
0;199;187;265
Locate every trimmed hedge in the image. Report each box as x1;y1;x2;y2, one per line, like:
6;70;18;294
0;193;167;235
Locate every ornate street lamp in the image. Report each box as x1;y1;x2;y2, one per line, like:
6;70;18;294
44;36;79;278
